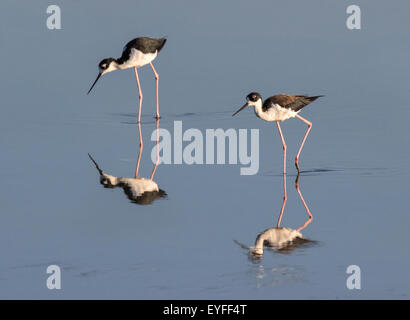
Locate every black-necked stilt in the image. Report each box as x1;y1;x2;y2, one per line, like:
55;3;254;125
234;173;313;257
88;37;167;120
88;153;166;205
233;92;323;173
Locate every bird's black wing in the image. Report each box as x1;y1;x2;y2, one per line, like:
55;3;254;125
263;94;323;112
117;37;166;64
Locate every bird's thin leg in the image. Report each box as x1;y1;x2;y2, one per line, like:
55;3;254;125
275;121;287;228
295;114;312;173
134;67;143;123
134;67;144;177
150;117;160;180
149;62;160;119
276;121;287;175
276;172;287;228
295;173;313;232
135;119;143;178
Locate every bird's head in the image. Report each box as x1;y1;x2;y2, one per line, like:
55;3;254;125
87;58;118;94
232;92;262;116
100;173;119;188
98;58;118;75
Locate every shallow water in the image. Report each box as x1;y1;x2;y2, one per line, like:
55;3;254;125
1;1;410;299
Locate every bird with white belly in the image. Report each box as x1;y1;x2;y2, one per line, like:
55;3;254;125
88;153;166;205
233;92;323;173
88;37;167;121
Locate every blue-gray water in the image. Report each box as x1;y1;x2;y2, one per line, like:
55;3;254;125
1;0;409;299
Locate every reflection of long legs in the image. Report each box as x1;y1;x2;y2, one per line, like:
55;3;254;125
276;173;287;228
275;121;287;227
295;174;313;232
150;118;160;180
135;120;143;178
134;67;144;177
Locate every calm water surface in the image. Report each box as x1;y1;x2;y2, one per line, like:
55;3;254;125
0;0;409;299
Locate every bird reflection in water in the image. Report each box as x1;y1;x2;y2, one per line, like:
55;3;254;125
235;173;313;259
88;118;166;205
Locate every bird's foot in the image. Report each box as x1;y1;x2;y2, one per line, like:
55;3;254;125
295;172;300;187
295;159;300;173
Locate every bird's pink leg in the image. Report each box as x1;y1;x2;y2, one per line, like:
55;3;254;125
276;121;287;175
135;119;143;178
134;67;144;177
295;114;312;173
295;174;313;232
134;67;143;123
276;172;287;228
275;121;287;228
149;62;160;119
150;118;160;180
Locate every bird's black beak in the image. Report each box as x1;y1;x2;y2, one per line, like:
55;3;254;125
87;72;102;95
88;153;104;176
232;103;249;116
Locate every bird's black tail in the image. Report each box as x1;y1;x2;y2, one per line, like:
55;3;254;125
307;95;324;102
292;95;324;112
157;38;167;52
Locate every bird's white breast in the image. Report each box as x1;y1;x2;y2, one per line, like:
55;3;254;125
252;227;303;254
262;228;302;247
120;49;158;69
255;104;298;122
119;177;159;197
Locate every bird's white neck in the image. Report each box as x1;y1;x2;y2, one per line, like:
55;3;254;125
101;173;120;186
252;234;265;255
249;99;264;118
112;61;128;70
102;61;122;75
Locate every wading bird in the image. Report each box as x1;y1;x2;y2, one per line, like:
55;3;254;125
88;37;167;120
233;92;323;173
234;174;313;258
87;116;164;205
88;152;166;205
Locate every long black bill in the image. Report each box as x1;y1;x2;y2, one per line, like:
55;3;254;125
232;103;248;116
88;153;103;175
87;73;102;95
